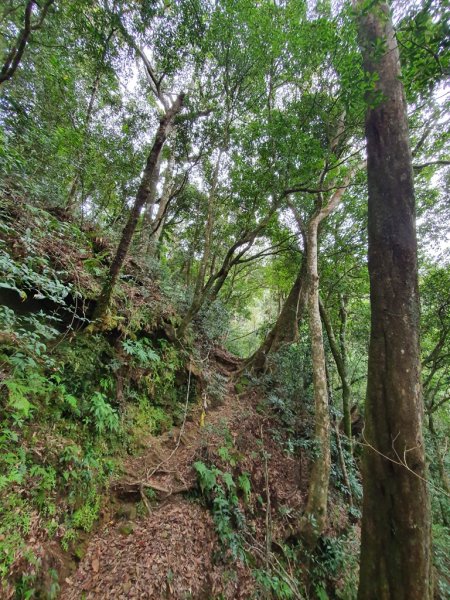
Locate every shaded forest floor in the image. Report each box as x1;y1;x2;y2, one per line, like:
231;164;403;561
0;194;361;599
60;353;313;599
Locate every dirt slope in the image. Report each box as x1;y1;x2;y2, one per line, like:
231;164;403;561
60;358;307;599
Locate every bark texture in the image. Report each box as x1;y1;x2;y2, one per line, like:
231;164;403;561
297;164;361;546
356;3;432;599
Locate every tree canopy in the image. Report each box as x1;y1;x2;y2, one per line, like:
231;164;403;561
0;0;449;598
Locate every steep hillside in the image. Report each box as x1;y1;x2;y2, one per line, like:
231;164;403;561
0;196;360;599
1;1;450;598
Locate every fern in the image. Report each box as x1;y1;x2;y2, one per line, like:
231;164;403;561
89;392;119;434
122;338;160;366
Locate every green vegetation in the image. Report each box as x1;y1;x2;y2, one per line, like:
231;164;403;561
0;0;449;598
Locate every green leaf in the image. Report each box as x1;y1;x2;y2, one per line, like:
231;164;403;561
238;472;251;503
222;471;235;490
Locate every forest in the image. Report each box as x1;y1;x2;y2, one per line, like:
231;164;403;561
0;0;449;598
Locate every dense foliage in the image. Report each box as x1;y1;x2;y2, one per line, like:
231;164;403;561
0;0;449;598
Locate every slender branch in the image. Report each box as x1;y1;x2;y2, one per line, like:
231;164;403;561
357;431;450;499
0;0;55;85
315;160;365;224
413;160;450;172
428;395;450;414
116;16;169;110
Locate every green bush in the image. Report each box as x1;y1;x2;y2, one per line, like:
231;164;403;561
433;522;450;598
194;461;248;561
89;391;119;434
72;491;101;533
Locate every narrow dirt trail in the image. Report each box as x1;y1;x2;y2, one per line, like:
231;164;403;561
60;350;306;599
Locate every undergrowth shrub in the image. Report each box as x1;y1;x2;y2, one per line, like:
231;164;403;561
141;339;184;409
205;370;228;406
89;391;120;434
0;307;118;595
71;490;101;533
0;195;201;597
197;298;231;342
124;393;173;447
304;528;360;600
55;334;116;404
194;461;247;562
122;337;160;366
253;568;296;599
433;522;450;598
260;340;314;454
0;291;192;596
194;428;305;598
329;429;362;509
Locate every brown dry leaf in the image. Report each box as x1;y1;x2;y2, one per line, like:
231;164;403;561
58;379;311;600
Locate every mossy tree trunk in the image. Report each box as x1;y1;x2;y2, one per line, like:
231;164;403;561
298;164;361;547
356;3;432;598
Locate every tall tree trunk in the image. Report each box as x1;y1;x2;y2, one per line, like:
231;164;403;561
93;94;184;322
300;216;331;547
356;3;432;599
293;165;361;547
248;256;307;372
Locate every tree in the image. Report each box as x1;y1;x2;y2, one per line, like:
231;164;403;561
319;295;353;439
355;2;432;598
65;25;117;209
176;202;281;339
0;0;55;86
247;255;307;372
93;91;185;322
92;3;196;322
292;164;361;547
421;264;450;522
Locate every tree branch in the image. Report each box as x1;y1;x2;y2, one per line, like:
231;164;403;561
413;160;450;172
0;0;55;85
